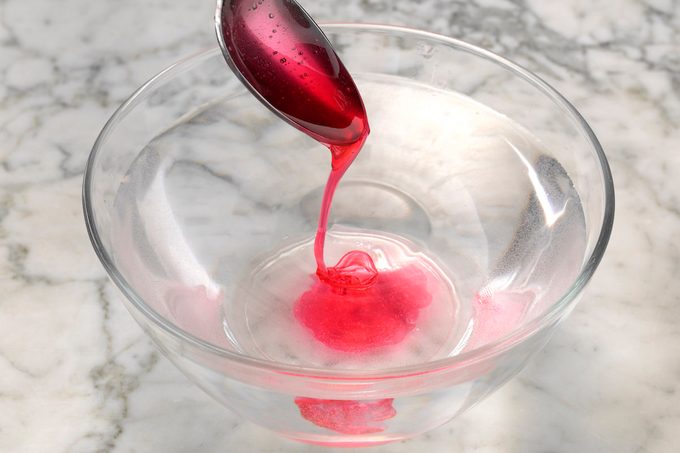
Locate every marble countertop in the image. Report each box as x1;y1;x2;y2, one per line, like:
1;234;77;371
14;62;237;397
1;0;678;451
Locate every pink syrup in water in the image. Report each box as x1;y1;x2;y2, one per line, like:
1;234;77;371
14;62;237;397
294;397;397;435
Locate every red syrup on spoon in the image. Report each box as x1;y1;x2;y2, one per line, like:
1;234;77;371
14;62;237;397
216;0;431;353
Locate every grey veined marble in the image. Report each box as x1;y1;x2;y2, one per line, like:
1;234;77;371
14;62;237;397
0;0;678;452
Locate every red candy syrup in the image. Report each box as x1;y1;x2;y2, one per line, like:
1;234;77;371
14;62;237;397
218;0;431;352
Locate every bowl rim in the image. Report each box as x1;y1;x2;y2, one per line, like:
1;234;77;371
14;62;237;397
82;23;615;380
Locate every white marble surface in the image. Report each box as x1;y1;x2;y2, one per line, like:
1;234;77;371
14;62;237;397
0;0;678;451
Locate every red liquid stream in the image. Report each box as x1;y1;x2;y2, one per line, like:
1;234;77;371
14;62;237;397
219;0;431;352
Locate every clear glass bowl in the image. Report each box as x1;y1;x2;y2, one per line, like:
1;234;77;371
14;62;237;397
83;24;614;447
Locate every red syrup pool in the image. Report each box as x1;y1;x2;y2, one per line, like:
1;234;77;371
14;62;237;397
223;226;463;369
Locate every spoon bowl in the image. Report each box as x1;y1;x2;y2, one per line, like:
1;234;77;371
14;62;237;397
215;0;369;146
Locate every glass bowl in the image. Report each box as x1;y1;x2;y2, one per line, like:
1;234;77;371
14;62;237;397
83;24;614;447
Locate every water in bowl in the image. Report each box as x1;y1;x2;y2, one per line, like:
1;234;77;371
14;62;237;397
110;74;586;370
